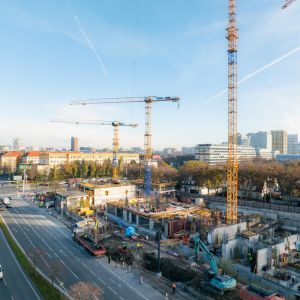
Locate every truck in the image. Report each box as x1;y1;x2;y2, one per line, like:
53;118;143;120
240;285;285;300
72;220;106;257
194;236;237;293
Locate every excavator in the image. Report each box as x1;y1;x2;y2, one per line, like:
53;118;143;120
194;236;236;294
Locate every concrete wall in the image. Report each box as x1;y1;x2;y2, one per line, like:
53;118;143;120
222;238;240;259
207;222;247;245
256;247;269;273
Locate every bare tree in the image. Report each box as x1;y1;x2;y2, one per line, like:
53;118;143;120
69;282;103;300
49;261;64;295
28;247;46;275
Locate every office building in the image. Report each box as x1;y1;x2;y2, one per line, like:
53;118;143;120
271;130;288;154
71;137;79;152
237;133;250;146
182;147;195;155
247;131;272;150
194;144;256;165
13;138;22;151
288;134;299;154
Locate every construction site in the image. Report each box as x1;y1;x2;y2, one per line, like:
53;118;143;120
43;1;300;299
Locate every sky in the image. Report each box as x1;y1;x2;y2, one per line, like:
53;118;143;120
0;0;300;150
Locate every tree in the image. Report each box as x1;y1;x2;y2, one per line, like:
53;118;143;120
49;261;64;296
69;282;103;300
88;161;97;178
28;247;45;274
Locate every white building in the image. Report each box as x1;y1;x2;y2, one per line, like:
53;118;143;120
80;183;136;206
194;144;256;165
256;148;272;160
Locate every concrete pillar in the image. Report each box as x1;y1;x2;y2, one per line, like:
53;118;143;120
128;212;132;223
149;219;154;231
136;215;139;226
123;209;127;222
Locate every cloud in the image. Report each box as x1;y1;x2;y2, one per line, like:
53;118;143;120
202;44;300;104
68;0;107;75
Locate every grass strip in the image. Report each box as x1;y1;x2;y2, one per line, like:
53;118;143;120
0;215;67;300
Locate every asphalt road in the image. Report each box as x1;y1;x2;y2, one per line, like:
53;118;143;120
0;226;41;300
1;195;163;300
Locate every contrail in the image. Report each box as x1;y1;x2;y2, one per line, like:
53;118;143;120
204;45;300;104
69;0;107;75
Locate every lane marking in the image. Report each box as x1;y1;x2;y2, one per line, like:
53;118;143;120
59;259;80;280
108;286;118;296
96;260;149;300
97;276;105;284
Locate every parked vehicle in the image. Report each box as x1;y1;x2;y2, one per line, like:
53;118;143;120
0;265;3;280
2;198;10;206
0;204;5;211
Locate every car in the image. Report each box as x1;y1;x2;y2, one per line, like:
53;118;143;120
0;205;5;211
5;204;12;208
0;265;3;280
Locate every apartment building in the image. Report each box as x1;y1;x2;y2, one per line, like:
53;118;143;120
39;152;139;166
22;151;41;164
0;151;23;172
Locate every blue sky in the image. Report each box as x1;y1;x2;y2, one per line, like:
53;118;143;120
0;0;300;150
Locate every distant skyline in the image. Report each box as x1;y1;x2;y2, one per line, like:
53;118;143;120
0;1;300;149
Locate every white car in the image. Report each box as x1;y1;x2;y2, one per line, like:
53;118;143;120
0;265;3;279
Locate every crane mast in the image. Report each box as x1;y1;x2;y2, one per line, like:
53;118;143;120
226;0;238;224
112;122;120;180
144;98;153;196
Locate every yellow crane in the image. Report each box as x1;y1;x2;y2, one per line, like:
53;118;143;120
70;96;180;196
51;119;138;179
225;0;297;224
226;0;239;224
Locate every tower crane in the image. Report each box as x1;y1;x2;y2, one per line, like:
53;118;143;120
51;119;138;180
70;96;180;196
226;0;238;224
225;0;297;225
282;0;297;9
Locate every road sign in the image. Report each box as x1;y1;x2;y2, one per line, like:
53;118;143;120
13;176;22;181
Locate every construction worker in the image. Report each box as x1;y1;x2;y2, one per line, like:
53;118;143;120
136;243;140;250
171;282;176;294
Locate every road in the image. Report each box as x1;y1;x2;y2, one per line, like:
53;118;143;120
0;225;41;300
1;195;164;300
